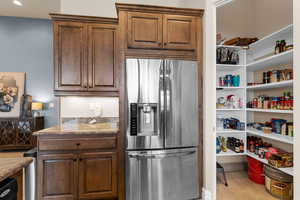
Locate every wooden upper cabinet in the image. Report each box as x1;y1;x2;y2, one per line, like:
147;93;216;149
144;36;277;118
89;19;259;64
78;152;117;199
116;3;203;52
127;12;163;49
38;153;77;200
163;15;196;50
87;24;118;92
51;14;119;96
54;21;87;91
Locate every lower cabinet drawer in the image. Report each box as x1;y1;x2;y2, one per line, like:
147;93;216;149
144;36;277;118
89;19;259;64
38;137;117;151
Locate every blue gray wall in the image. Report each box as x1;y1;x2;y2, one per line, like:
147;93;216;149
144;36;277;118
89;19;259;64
0;16;59;127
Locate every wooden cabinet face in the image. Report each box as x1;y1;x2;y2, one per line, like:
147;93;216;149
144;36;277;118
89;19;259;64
163;15;196;50
54;22;87;91
128;12;163;49
38;153;77;200
78;152;117;199
87;24;118;91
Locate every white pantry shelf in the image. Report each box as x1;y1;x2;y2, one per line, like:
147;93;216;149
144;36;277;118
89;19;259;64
249;24;293;49
217;87;245;89
246;108;293;114
247;80;293;90
217;108;244;111
217;149;245;157
247;128;293;144
217;45;246;50
247;151;293;176
247;50;293;71
217;129;245;133
216;64;244;68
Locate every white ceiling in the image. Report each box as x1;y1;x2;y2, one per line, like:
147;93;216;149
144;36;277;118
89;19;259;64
0;0;60;19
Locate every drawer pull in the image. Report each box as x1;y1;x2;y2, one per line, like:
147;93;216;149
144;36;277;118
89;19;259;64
73;159;77;162
76;143;81;146
79;158;83;162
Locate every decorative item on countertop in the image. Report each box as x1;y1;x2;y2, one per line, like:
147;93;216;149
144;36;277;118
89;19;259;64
32;102;43;117
20;94;32;119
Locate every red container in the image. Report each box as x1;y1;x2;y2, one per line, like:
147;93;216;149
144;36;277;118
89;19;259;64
247;156;265;184
247;156;263;170
248;170;265;184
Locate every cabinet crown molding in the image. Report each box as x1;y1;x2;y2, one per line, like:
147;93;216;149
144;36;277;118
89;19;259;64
115;3;204;17
49;13;118;24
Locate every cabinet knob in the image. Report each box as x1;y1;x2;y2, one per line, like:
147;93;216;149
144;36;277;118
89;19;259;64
164;42;167;45
79;158;83;162
73;158;77;162
76;143;80;146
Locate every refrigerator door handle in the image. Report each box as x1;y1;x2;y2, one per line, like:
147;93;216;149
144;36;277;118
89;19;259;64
128;150;196;159
159;61;165;137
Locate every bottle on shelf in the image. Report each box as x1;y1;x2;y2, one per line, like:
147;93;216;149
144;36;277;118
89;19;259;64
275;40;281;54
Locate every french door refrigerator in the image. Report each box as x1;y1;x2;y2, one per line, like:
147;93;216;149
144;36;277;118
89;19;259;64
125;59;200;200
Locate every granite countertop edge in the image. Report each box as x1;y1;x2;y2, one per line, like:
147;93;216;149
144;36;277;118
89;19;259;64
0;158;33;182
33;126;119;136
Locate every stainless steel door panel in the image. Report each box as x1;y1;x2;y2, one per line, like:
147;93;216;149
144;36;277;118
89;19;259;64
165;60;199;148
126;59;165;150
126;148;199;200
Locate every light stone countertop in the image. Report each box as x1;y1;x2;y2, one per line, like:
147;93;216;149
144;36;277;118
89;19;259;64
33;123;119;136
0;157;32;182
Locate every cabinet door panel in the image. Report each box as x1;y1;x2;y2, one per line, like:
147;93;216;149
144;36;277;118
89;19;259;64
54;21;87;91
128;12;163;49
78;152;117;199
38;153;77;200
163;15;196;50
87;24;118;92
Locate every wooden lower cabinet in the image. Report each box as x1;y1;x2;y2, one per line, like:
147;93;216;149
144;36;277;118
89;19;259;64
78;152;117;199
38;151;117;200
38;153;78;200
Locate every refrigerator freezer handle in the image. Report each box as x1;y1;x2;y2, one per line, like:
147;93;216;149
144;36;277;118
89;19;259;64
128;150;196;159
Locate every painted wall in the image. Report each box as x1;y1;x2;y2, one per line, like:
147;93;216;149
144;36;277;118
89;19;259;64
217;0;256;39
60;0;184;17
0;16;59;128
254;0;293;38
217;0;293;40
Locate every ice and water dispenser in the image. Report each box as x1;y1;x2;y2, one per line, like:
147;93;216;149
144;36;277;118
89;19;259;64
130;103;158;136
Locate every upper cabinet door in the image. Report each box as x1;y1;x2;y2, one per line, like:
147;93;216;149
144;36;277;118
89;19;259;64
87;24;118;92
78;152;117;199
54;21;87;91
127;12;163;49
163;15;196;50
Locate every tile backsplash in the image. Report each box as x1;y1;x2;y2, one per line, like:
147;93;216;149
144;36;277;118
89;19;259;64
60;97;119;118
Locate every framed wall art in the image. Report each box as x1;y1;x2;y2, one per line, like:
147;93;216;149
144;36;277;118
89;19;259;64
0;72;25;118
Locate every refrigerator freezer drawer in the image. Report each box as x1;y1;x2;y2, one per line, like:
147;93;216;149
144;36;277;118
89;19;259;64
126;148;200;200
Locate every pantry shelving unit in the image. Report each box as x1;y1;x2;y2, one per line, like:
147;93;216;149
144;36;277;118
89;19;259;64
247;80;293;90
246;108;293;114
216;24;294;176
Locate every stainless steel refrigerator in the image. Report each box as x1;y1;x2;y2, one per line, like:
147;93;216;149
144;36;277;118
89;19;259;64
125;58;200;200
